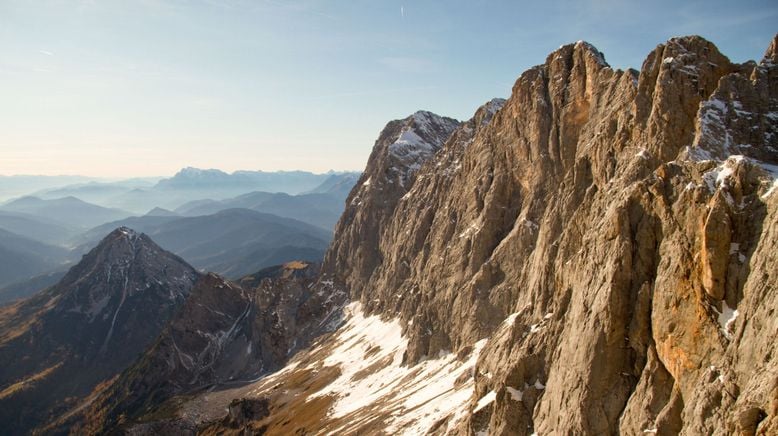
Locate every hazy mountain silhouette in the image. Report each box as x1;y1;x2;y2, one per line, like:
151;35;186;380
0;228;71;288
0;196;131;230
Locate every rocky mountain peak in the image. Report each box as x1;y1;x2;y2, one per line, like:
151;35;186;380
472;98;506;128
55;227;197;319
633;35;737;163
385;110;460;187
547;39;609;69
0;228;200;433
765;33;778;64
322;110;459;295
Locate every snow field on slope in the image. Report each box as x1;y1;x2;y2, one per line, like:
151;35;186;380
308;302;488;434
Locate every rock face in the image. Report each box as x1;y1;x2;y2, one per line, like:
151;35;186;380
194;35;777;435
0;227;200;435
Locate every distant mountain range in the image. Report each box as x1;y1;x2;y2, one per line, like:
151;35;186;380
31;178;160;205
0;196;132;230
0;210;79;245
3;168;360;214
0;171;358;303
303;172;360;197
0;175;95;202
0;228;72;289
101;168;360;213
172;172;358;230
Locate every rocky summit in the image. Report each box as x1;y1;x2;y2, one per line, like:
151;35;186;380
1;33;776;435
0;227;200;434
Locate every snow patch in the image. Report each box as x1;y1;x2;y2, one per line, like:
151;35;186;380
473;390;496;413
759;162;778;199
716;301;739;340
506;386;523;402
701;156;742;193
522;218;539;231
503;312;520;326
299;303;490;434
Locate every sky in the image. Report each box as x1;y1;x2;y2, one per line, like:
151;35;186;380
0;0;776;177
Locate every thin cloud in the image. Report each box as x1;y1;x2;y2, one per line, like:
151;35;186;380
38;50;54;56
401;6;404;18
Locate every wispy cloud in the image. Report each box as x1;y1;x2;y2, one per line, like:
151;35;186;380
400;5;404;18
38;50;54;56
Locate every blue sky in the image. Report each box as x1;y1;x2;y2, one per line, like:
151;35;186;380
1;0;776;177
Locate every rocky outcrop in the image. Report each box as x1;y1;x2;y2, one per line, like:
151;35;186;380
0;228;200;435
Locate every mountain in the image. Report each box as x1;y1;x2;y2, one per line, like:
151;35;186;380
109;35;778;435
155;167;331;193
0;196;132;230
175;190;350;230
31;178;160;205
0;228;71;289
142;209;332;278
0;270;67;305
303;171;362;199
0;175;94;203
144;207;178;217
324;109;461;290
0;228;200;434
65;261;341;434
77;209;332;278
173;171;361;231
102;168;340;213
0;210;80;245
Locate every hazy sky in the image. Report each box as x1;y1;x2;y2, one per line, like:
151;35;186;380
1;0;776;177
